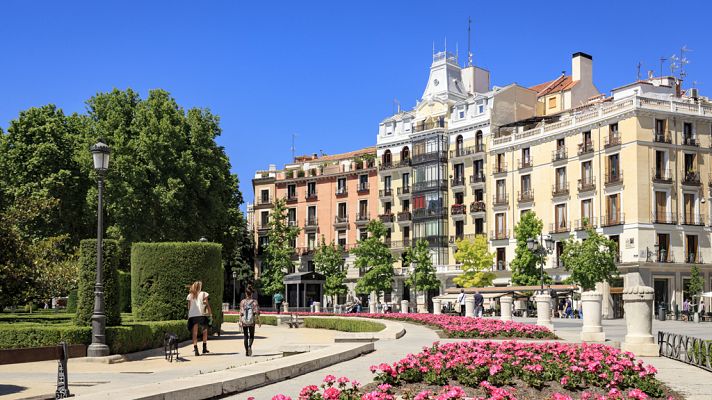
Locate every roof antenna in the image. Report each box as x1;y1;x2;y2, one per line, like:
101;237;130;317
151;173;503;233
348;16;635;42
636;61;642;81
456;42;459;63
467;17;473;66
659;56;667;79
444;36;447;54
291;133;297;161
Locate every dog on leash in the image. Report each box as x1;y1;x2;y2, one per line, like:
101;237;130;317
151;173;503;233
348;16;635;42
164;332;179;362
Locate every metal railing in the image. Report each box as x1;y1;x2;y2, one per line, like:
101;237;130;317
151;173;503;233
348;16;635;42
335;187;348;196
578;177;596;192
518;190;534;202
492;162;508;174
379;214;394;223
518;158;534;169
470;172;486;184
334;215;349;225
450;143;485;158
256;196;273;206
286;194;298;202
490;230;510;240
413;119;447;132
653;132;672;143
451;176;466;187
413;179;447;192
493;194;509;206
658;332;712;372
305;192;318;200
412;207;447;219
604;171;623;186
552;148;568;162
397;211;411;222
652;168;673;183
355;212;370;223
682;171;701;186
412;151;447;164
578;141;594;155
651;212;677;224
470;201;486;213
357;182;370;192
379;158;411;170
549;222;570;234
552;182;570;197
397;186;411;195
574;217;597;230
605;134;621;148
450;204;467;215
304;217;318;229
683;136;700;147
379;188;393;197
681;212;706;226
600;213;625;226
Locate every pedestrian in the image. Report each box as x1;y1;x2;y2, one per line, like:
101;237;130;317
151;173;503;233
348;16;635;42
683;298;690;319
565;297;573;318
186;280;212;356
273;292;284;314
474;291;484;318
355;297;362;313
558;299;565;318
457;289;466;316
240;284;261;356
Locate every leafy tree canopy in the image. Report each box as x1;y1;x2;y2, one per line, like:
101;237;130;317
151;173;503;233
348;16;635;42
560;227;619;291
260;198;299;295
313;237;347;299
453;235;495;288
353;220;394;296
404;239;440;293
510;211;552;287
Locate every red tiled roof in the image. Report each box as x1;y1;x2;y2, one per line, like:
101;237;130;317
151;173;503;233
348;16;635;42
529;75;578;97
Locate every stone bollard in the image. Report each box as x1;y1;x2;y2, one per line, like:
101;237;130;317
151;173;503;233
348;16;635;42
283;302;289;313
536;293;554;331
500;296;513;322
369;292;377;314
465;296;475;318
313;302;321;313
580;291;605;342
400;300;409;313
432;298;442;315
621;285;658;356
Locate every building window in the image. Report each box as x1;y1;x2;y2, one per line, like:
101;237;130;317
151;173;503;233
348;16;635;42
548;97;557;109
402;172;410;188
260;189;269;203
655;119;666;136
495;213;506;236
307;181;317;196
359;200;368;219
478;104;484;114
337;178;346;194
555;204;567;230
307;233;316;250
606;194;620;224
496;248;506;270
287;184;296;199
338;230;347;247
402;199;410;211
260;211;269;227
686;235;698;263
288;208;297;226
337;203;347;219
657;233;670;262
307;206;316;224
474;218;484;234
384;201;392;214
609;123;619;136
384;175;391;190
521;175;531;194
581;199;592;225
521;147;531;165
359;228;368;241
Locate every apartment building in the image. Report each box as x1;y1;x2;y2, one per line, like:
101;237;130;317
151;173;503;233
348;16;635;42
252;148;378;301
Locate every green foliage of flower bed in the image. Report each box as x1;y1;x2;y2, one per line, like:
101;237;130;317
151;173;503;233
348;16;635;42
304;317;384;333
75;239;122;326
131;242;224;332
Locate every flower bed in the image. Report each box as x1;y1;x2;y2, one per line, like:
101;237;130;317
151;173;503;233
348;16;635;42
269;341;679;400
254;312;555;339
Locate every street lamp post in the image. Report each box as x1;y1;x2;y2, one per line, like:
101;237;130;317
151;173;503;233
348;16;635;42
232;270;237;310
87;140;110;358
526;234;555;293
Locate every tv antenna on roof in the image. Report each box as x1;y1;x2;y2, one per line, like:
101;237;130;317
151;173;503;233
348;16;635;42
637;61;642;81
467;17;473;66
291;133;297;161
679;45;692;80
659;56;667;79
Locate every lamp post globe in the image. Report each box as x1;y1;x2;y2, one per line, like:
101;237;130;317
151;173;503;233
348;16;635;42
88;140;110;357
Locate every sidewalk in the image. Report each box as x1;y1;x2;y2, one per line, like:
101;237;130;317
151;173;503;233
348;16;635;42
0;323;337;399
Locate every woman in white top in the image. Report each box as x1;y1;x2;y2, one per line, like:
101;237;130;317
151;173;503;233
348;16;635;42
187;281;212;356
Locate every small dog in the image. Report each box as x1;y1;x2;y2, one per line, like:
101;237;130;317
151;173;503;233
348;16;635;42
164;332;179;362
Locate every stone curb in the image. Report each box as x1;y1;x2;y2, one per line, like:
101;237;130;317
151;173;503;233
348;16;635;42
73;342;374;400
299;316;406;342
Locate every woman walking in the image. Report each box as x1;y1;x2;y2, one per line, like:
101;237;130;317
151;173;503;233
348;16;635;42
187;281;212;356
239;284;260;356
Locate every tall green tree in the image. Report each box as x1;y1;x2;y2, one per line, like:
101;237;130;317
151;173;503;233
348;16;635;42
404;239;440;307
313;237;347;304
560;227;619;291
688;265;704;306
453;235;496;287
510;211;552;286
261;198;299;295
353;220;394;299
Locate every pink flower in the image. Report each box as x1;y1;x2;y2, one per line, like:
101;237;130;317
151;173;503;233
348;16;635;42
627;389;649;400
322;387;340;400
323;374;336;384
272;396;292;400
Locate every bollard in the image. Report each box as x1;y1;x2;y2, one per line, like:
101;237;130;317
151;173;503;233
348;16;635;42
400;300;409;313
580;291;605;342
621;285;658;356
313;302;321;313
500;296;513;322
282;302;289;313
536;293;554;331
465;296;475;318
432;298;442;315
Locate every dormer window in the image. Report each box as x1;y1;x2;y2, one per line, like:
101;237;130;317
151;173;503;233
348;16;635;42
456;105;466;120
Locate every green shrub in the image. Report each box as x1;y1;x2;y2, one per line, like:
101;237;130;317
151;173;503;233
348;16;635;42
304;317;385;332
118;271;131;313
131;242;224;332
106;320;190;354
223;314;277;326
75;239;122;326
0;312;72;324
67;289;78;313
0;324;91;349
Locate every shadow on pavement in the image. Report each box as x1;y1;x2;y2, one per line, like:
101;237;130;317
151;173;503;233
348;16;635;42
0;384;27;396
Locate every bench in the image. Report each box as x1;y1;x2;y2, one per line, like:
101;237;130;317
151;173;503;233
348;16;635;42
287;314;304;328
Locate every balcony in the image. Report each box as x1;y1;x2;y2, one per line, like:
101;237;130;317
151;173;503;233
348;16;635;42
379;188;393;198
450;203;467;216
470;172;486;185
470;201;486;214
685;253;702;264
412;207;447;219
681;212;705;226
379;213;394;224
286;193;298;203
255;196;273;208
518;157;534;169
490;230;510;241
413;179;447;192
651;169;673;184
304;217;318;231
414;235;448;247
379;158;411;170
600;213;625;227
654;249;674;263
412;150;447;165
492;163;507;174
493;194;509;206
451;176;466;188
333;215;349;227
651;212;676;224
605;134;621;148
552;182;569;197
397;211;411;222
355;212;370;225
574;217;597;231
450;143;485;158
578;177;596;192
305;192;318;201
256;222;270;232
413;119;447;132
549;222;570;234
604;171;623;186
552;148;568;162
578;141;594;155
335;187;348;196
388;239;412;250
682;171;701;186
653;132;672;144
357;182;370;193
518;190;534;203
683;136;699;147
397;186;411;196
449;233;485;244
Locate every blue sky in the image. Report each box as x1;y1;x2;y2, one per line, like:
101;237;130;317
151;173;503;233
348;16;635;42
1;1;711;207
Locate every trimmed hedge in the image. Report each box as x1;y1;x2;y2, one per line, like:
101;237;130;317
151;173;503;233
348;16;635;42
0;312;72;324
223;314;277;326
131;242;224;332
75;239;122;326
303;317;385;333
67;289;77;313
118;271;131;313
0;320;190;354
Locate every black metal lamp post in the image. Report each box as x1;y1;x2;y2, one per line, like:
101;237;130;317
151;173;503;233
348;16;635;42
232;270;237;309
87;140;110;357
526;234;554;294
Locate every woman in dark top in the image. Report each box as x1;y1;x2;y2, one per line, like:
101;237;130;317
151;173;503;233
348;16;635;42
239;285;261;356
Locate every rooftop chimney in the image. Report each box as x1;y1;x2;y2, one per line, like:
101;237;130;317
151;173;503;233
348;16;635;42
572;52;593;83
